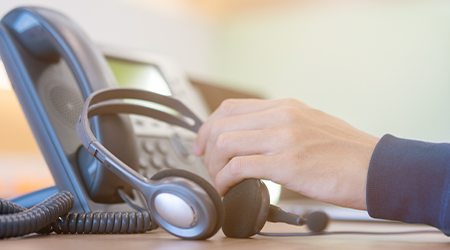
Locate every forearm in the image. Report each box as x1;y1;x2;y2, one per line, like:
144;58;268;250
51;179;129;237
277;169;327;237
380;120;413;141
367;134;450;235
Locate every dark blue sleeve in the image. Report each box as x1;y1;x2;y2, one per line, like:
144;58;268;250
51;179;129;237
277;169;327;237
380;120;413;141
366;134;450;235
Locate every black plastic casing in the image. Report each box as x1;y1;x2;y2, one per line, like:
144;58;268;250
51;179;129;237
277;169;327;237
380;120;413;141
0;7;139;212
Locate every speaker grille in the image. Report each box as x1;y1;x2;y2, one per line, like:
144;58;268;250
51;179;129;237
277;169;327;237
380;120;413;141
49;86;84;126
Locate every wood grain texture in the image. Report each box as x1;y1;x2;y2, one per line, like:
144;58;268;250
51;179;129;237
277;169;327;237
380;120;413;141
1;221;448;250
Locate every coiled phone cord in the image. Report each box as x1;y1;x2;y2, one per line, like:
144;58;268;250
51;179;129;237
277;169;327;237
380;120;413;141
0;190;156;239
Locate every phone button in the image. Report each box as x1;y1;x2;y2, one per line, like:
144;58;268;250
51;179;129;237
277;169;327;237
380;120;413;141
143;140;156;153
156;140;169;154
165;157;177;168
151;155;164;169
171;134;191;158
139;156;150;168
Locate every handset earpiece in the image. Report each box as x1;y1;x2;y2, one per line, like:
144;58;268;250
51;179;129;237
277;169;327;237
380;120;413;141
222;179;330;238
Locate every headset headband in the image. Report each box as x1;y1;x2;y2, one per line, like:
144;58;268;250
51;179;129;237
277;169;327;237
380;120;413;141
76;87;203;185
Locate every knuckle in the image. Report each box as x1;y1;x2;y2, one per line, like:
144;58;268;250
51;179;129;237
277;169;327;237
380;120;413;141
215;133;230;152
218;99;237;115
278;128;299;144
275;106;299;123
279;97;307;107
228;157;245;175
310;107;326;117
280;98;298;106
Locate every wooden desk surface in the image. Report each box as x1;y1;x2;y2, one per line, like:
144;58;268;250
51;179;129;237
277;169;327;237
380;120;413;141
1;220;449;250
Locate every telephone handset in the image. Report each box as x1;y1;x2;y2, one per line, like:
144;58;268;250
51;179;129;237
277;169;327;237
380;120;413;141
0;6;212;213
0;6;159;212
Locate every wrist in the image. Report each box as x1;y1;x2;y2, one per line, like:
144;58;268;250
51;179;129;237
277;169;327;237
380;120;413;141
346;133;379;210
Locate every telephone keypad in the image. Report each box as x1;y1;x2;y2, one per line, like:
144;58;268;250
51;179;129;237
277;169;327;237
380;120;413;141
136;135;211;183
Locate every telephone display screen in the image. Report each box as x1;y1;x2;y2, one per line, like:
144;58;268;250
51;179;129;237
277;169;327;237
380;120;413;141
106;56;178;115
106;57;172;96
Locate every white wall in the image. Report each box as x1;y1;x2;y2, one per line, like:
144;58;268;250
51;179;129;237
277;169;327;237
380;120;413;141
0;0;215;79
214;0;450;143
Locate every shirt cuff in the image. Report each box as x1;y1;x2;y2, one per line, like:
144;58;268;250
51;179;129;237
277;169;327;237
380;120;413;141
367;134;450;235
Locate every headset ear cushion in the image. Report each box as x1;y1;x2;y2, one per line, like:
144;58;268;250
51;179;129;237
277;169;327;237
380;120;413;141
150;169;224;239
222;179;268;238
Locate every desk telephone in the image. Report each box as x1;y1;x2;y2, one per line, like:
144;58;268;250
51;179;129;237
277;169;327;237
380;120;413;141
0;6;329;240
0;6;211;213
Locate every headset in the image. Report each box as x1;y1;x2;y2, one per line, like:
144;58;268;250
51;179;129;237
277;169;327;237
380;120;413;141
75;87;329;239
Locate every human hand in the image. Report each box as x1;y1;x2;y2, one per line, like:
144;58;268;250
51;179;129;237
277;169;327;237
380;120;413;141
192;98;379;210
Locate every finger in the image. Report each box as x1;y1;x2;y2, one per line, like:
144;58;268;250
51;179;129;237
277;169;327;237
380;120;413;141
202;109;284;167
193;99;281;156
205;129;280;180
214;154;280;196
